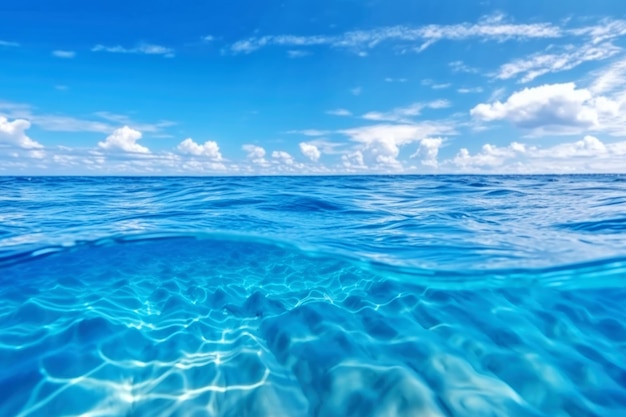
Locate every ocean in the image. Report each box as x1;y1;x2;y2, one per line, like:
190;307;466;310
1;175;625;416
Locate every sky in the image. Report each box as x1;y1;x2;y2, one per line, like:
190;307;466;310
1;0;626;175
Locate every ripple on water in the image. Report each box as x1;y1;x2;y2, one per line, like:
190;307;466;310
1;235;625;417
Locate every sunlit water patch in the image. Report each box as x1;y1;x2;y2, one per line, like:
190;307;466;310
1;234;625;417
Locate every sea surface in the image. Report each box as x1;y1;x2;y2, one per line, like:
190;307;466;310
1;175;625;417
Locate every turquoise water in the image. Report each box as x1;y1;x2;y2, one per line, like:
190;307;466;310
1;176;625;416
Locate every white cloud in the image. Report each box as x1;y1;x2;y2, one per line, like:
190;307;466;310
410;138;443;167
287;129;329;137
341;122;455;168
202;35;215;42
55;85;69;91
0;101;174;135
450;136;626;173
458;87;484;94
341;150;366;170
271;150;295;165
351;87;363;96
0;117;44;149
326;109;352;116
0;40;19;47
569;19;626;44
92;44;175;58
471;83;603;133
242;144;269;166
52;50;76;59
449;60;479;73
177;138;223;160
98;126;149;153
229;15;562;55
299;142;321;162
590;56;626;95
496;42;620;83
422;79;451;89
385;77;407;83
362;100;450;123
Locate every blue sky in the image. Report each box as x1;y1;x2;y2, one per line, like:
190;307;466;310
1;0;626;174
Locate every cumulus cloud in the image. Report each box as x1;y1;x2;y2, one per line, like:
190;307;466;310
271;150;295;165
341;122;455;168
341;150;366;170
451;136;626;173
52;50;76;59
177;138;223;160
92;43;175;58
410;138;443;167
98;126;149;153
299;142;321;162
0;117;44;149
471;83;605;133
242;144;269;166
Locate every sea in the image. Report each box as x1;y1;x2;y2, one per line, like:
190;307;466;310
1;175;625;417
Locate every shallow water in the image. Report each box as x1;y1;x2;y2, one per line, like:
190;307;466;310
1;176;625;416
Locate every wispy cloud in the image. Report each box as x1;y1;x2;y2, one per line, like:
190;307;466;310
326;109;352;117
422;79;451;89
362;100;450;123
449;60;479;74
229;14;562;55
351;87;363;96
458;87;483;94
92;43;175;58
0;100;175;135
496;42;620;83
385;77;407;83
287;50;312;58
93;112;176;134
52;50;76;59
287;129;330;137
0;40;20;47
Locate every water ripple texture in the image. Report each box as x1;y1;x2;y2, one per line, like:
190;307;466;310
1;175;626;416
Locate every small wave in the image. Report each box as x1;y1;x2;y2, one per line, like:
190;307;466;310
557;217;626;233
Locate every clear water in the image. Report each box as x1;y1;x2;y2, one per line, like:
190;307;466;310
1;175;625;417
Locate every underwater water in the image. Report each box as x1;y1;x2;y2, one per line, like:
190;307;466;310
1;175;625;417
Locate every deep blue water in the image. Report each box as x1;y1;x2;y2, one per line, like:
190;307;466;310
1;175;625;416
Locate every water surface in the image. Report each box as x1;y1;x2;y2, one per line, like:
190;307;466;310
1;175;625;416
